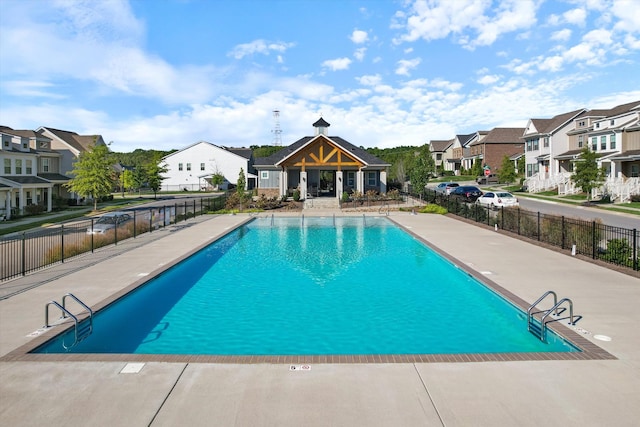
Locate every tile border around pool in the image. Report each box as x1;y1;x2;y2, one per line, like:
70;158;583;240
1;216;616;364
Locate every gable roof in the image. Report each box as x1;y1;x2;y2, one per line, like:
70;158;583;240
161;140;252;162
480;127;526;144
429;140;453;152
527;108;586;136
38;127;102;152
254;135;389;168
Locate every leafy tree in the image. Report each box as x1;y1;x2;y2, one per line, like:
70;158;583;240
471;159;483;177
65;143;114;210
145;153;167;199
498;155;517;184
122;169;135;192
409;146;435;194
237;168;246;199
251;145;282;158
517;156;526;178
571;147;604;201
211;173;225;190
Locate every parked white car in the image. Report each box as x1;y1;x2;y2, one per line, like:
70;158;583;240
476;192;519;209
87;212;132;234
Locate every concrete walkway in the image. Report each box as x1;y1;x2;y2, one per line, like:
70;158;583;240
1;210;639;426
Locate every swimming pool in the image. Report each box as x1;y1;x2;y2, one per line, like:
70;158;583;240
34;216;578;356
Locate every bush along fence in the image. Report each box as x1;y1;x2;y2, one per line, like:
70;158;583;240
416;189;639;272
0;196;226;282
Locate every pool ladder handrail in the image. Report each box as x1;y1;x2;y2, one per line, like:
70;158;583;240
44;293;93;349
378;201;390;216
527;291;575;342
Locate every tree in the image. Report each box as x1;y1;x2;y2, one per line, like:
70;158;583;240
236;168;246;198
65;143;114;210
145;153;167;199
517;156;526;179
471;159;483;177
571;147;604;201
211;173;225;190
498;155;517;184
409;145;435;194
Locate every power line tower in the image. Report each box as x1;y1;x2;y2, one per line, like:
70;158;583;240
272;109;283;146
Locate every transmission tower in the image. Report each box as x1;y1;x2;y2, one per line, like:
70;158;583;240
272;109;283;146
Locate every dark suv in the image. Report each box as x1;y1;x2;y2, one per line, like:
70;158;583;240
450;186;483;202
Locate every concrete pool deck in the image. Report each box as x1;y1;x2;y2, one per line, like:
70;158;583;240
1;211;639;426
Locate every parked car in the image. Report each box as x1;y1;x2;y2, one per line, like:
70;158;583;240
476;192;519;209
476;174;499;185
87;211;132;235
450;186;483;202
434;182;460;195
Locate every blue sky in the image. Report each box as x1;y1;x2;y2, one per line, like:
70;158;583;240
1;0;639;152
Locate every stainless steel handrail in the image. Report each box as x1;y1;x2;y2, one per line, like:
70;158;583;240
44;293;93;349
540;298;575;341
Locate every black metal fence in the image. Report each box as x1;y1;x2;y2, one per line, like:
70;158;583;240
417;189;639;272
0;196;226;282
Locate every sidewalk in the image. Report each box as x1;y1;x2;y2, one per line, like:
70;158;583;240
1;210;639;426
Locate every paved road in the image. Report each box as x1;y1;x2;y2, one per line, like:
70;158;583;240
517;197;639;230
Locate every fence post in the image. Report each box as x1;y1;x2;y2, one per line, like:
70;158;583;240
21;232;26;276
592;221;596;260
184;201;188;221
634;229;638;271
193;199;196;217
501;206;504;230
133;210;137;238
91;218;94;253
149;208;153;233
174;203;178;224
114;219;118;245
561;216;565;250
517;208;521;235
61;224;65;263
537;212;541;241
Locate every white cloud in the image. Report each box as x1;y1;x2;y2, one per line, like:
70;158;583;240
563;8;587;26
354;47;367;61
357;74;382;86
228;40;294;59
322;57;352;71
394;0;538;49
477;75;500;85
350;29;369;44
551;28;572;42
612;0;640;33
395;58;421;76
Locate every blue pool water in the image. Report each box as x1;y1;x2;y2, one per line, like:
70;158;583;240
35;216;578;355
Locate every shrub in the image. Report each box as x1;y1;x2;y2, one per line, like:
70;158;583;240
341;191;350;202
387;189;401;200
419;204;447;214
599;238;635;267
293;189;301;201
631;194;640;202
25;204;44;215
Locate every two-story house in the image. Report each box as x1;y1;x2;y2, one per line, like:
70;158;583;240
446;134;475;175
522;108;586;192
462;131;489;172
467;128;525;175
160;141;256;192
428;140;454;174
0;127;59;218
36;127;107;201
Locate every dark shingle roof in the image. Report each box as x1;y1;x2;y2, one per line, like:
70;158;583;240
1;176;52;185
313;117;330;128
254;135;389;167
429;140;453;152
226;147;253;160
39;173;71;181
481;128;526;143
39;127;100;152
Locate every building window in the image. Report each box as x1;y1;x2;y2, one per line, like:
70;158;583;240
610;119;615;125
260;171;269;179
367;171;377;187
578;135;583;148
15;159;22;174
186;163;191;171
26;191;32;205
22;143;28;150
436;153;442;160
611;134;616;150
543;137;549;148
3;140;8;148
631;165;639;178
26;159;32;174
200;163;205;171
346;171;355;187
39;141;48;149
600;136;606;150
3;158;10;174
595;122;600;129
42;158;49;172
578;120;586;127
178;163;183;171
591;137;597;151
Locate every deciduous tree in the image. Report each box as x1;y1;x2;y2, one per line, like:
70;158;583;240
571;147;604;201
65;143;114;210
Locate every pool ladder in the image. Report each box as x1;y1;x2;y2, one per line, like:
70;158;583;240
45;293;93;349
527;291;576;342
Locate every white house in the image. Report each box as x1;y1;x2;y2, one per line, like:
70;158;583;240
160;141;255;191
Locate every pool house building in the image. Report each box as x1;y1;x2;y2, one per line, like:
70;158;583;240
254;118;390;201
